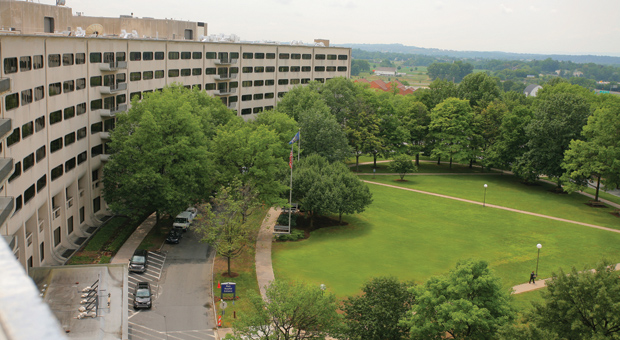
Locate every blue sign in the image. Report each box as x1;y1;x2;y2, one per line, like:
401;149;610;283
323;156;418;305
221;282;236;294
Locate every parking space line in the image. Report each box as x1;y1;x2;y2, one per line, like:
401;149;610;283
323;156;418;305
131;271;159;280
148;256;164;264
128;324;166;340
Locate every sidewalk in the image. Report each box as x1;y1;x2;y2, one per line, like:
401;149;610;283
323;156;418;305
110;212;157;264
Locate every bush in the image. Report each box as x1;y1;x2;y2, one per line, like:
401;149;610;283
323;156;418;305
83;217;129;251
277;229;305;241
277;213;297;228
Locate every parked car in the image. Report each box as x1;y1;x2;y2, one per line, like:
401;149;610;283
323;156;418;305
133;282;152;309
186;207;198;221
173;211;193;232
129;249;148;273
166;229;183;244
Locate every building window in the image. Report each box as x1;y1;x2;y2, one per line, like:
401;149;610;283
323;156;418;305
254;66;264;73
143;71;153;80
338;66;347;72
33;55;44;69
91;99;102;111
5;93;19;111
191;51;202;60
64;132;76;146
181;51;191;59
34;86;45;101
67;216;74;235
91;144;103;157
63;53;74;65
50;138;63;153
40;242;45;261
278;66;289;72
77;151;87;165
19;56;31;71
103;52;114;63
14;195;22;213
265;105;273;111
77;127;87;140
23;153;34;172
205;68;216;75
291;66;300;72
90;76;102;87
302;54;311;60
315;66;325;72
168;51;179;60
130;72;141;81
76;78;86;90
242;81;252;88
302;66;311;72
253;52;264;59
291;79;300;85
9;161;21;182
315;54;326;60
21;89;33;105
91;122;102;134
168;69;179;77
90;52;102;63
265;92;274;99
266;79;275;86
204;52;216;59
22;122;33;139
130;92;142;101
338;54;348;60
76;102;86;115
242;52;253;59
291;53;301;60
184;29;193;40
93;196;101;213
76;53;86;64
241;108;251;115
242;67;253;73
253;93;263;100
48;54;61;67
51;165;63;181
129;52;141;61
50;110;62;125
315;78;325;83
192;68;202;76
266;66;275;73
266;53;276;59
302;78;311;84
242;95;252;101
279;53;290;60
327;54;337;60
63;80;74;93
326;66;336;72
230;67;239;75
278;92;286;98
65;158;76;172
36;145;46;163
181;68;191;76
205;83;216;90
254;80;264;86
24;184;35;204
79;207;85;224
37;175;46;193
7;128;20;147
53;227;61;247
117;94;126;105
278;79;289;85
253;107;263;114
35;116;45;132
229;82;238;89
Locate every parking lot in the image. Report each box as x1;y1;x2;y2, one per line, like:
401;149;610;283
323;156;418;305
128;251;166;317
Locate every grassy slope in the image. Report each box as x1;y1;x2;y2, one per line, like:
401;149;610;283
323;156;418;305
273;183;620;297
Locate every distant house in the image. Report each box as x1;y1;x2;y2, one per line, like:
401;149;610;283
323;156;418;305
573;71;584;77
374;67;397;76
524;84;543;97
354;79;417;95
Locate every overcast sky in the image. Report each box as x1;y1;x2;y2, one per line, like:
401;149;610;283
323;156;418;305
42;0;620;56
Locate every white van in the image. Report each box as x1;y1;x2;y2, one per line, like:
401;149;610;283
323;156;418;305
173;211;193;232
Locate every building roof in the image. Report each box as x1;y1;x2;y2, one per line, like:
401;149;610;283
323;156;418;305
524;84;543;97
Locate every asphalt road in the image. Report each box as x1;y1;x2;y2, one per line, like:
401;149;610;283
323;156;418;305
128;229;216;340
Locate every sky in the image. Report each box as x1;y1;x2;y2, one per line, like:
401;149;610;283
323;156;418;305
40;0;620;56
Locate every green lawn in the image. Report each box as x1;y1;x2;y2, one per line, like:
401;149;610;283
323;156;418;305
272;183;620;298
353;161;496;174
365;175;620;230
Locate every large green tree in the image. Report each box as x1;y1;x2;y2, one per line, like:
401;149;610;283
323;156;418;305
403;259;515;340
393;96;430;165
428;98;475;168
232;280;340;340
103;84;234;221
529;261;620;339
388;154;417;180
342;277;416;340
346;94;382;171
331;162;373;223
486;106;533;171
458;72;502;112
297;107;352;163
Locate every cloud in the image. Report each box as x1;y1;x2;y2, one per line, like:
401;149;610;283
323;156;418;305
435;1;444;10
529;5;540;12
500;4;513;14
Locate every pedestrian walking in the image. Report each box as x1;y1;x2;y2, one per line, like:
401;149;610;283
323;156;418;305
529;271;536;284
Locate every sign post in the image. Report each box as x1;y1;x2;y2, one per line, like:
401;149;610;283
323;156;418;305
220;282;237;305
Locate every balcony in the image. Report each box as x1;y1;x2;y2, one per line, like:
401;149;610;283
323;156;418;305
52;206;61;220
0;118;12;140
66;197;74;209
214;88;237;96
0;197;14;226
26;232;32;247
99;82;127;95
99;61;128;72
96;104;127;118
214;73;238;81
0;77;10;95
0;158;14;185
100;154;110;162
227;102;237;110
214;58;238;65
100;131;111;140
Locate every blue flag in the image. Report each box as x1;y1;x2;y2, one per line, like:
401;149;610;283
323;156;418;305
288;131;300;144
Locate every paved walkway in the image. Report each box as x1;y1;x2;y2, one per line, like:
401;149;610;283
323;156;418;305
110;212;157;264
255;207;280;299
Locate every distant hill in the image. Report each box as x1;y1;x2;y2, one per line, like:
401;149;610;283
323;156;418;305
337;43;620;65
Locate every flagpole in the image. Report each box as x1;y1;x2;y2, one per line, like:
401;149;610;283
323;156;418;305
288;144;294;233
297;129;301;161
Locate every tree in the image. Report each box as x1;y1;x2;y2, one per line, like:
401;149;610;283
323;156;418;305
530;261;620;339
211;120;289;207
458;72;501;111
561;102;620;201
516;92;591;187
232;280;340;340
402;259;515;340
331;162;373;223
428;98;475;168
486;106;533;171
380;59;395;67
297;107;352;163
351;59;371;76
388;154;417;180
427;61;473;83
196;184;250;276
253;110;299;158
475;101;508;170
393;96;430;166
276;83;328;122
346;92;382;171
342;277;416;340
416;78;458;111
103;84;234;222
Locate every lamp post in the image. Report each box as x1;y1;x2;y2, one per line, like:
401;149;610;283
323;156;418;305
483;184;488;207
536;243;542;276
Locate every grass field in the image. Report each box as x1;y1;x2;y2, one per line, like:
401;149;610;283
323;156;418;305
272;180;620;298
352;161;497;174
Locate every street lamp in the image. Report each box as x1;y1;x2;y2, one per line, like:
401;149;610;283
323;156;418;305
320;284;326;291
483;184;488;207
536;244;542;276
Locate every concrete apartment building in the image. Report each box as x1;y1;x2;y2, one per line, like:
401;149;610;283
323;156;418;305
0;0;351;271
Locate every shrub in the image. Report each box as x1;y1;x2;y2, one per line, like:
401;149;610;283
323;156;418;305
277;213;297;228
277;229;305;241
83;217;128;251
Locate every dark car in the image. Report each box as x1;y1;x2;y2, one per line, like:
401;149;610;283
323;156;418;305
166;229;183;244
133;282;152;309
129;249;148;273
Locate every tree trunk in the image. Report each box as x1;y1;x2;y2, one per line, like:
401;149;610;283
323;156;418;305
595;175;601;202
469;159;473;169
355;151;360;172
373;153;377;168
415;153;420;166
339;212;342;224
449;156;453;169
437;156;441;165
227;256;231;276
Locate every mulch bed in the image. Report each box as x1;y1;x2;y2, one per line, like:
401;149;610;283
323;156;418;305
292;213;348;238
586;200;607;208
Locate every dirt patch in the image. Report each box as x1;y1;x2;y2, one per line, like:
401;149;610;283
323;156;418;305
586;201;607;208
293;213;349;238
611;211;620;218
221;271;240;278
394;179;408;182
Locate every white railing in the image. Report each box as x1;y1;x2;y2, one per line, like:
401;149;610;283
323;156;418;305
79;189;84;198
52;207;61;220
38;219;44;232
66;197;74;209
26;232;32;247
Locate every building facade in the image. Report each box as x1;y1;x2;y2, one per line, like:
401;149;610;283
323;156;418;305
0;1;351;270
